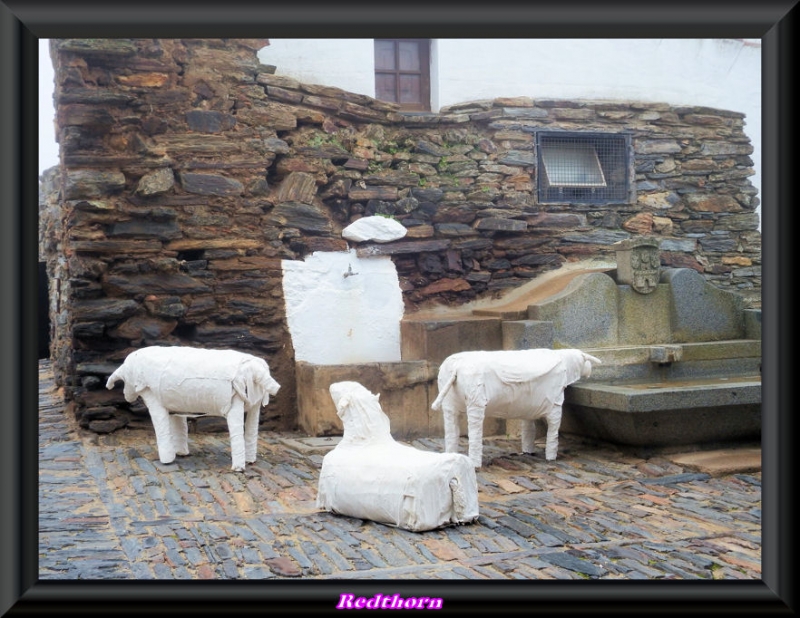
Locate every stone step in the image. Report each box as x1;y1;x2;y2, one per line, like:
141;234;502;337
562;373;762;447
566;374;762;413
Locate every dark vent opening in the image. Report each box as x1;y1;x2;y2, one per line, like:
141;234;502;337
177;249;205;261
174;323;198;342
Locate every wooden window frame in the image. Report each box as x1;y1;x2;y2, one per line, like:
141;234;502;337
374;39;431;112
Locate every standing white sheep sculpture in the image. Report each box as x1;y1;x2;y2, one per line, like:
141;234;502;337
431;348;602;468
106;346;280;472
317;381;479;532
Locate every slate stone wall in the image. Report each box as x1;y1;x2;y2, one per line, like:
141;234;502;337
40;38;761;433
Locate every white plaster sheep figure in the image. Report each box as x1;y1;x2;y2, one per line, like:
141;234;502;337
431;348;602;468
106;346;280;472
317;381;479;532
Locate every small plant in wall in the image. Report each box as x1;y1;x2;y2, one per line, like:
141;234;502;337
307;133;346;152
307;133;325;148
367;160;386;174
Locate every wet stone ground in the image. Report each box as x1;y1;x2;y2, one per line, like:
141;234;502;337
39;360;761;582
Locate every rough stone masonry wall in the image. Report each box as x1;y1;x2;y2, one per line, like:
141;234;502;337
40;38;761;434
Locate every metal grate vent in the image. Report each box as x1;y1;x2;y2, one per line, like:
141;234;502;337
537;132;631;204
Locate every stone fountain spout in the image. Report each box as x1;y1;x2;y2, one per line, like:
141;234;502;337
649;345;683;365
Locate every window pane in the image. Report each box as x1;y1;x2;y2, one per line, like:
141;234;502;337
374;39;429;111
398;42;421;71
398;75;421;104
541;143;606;187
375;73;397;102
375;40;396;71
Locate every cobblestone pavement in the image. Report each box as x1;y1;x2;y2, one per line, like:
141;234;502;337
38;360;762;585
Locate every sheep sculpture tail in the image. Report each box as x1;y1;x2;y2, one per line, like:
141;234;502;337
449;477;472;523
105;367;122;390
430;372;456;412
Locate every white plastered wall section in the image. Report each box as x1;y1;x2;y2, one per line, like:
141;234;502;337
281;250;405;365
257;39;377;98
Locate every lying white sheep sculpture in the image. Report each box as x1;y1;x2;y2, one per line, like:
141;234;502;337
106;346;280;472
317;381;479;532
431;348;602;468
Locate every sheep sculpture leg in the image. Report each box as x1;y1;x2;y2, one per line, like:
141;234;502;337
134;396;255;472
504;411;563;461
169;415;190;457
442;402;461;457
520;418;537;455
243;404;260;465
442;402;485;468
465;403;486;469
544;406;563;461
440;384;488;468
225;398;247;472
139;392;177;465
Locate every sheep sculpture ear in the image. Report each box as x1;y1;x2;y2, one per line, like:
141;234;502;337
335;395;350;418
134;377;146;393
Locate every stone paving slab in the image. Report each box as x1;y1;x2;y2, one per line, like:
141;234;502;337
667;448;762;475
38;360;762;584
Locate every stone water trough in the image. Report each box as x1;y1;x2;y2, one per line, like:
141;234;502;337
530;238;761;447
296;238;761;449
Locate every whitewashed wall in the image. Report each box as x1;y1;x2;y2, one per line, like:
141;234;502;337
259;39;376;99
258;38;762;228
282;250;404;364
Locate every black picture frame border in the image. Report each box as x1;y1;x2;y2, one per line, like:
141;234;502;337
2;1;794;614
